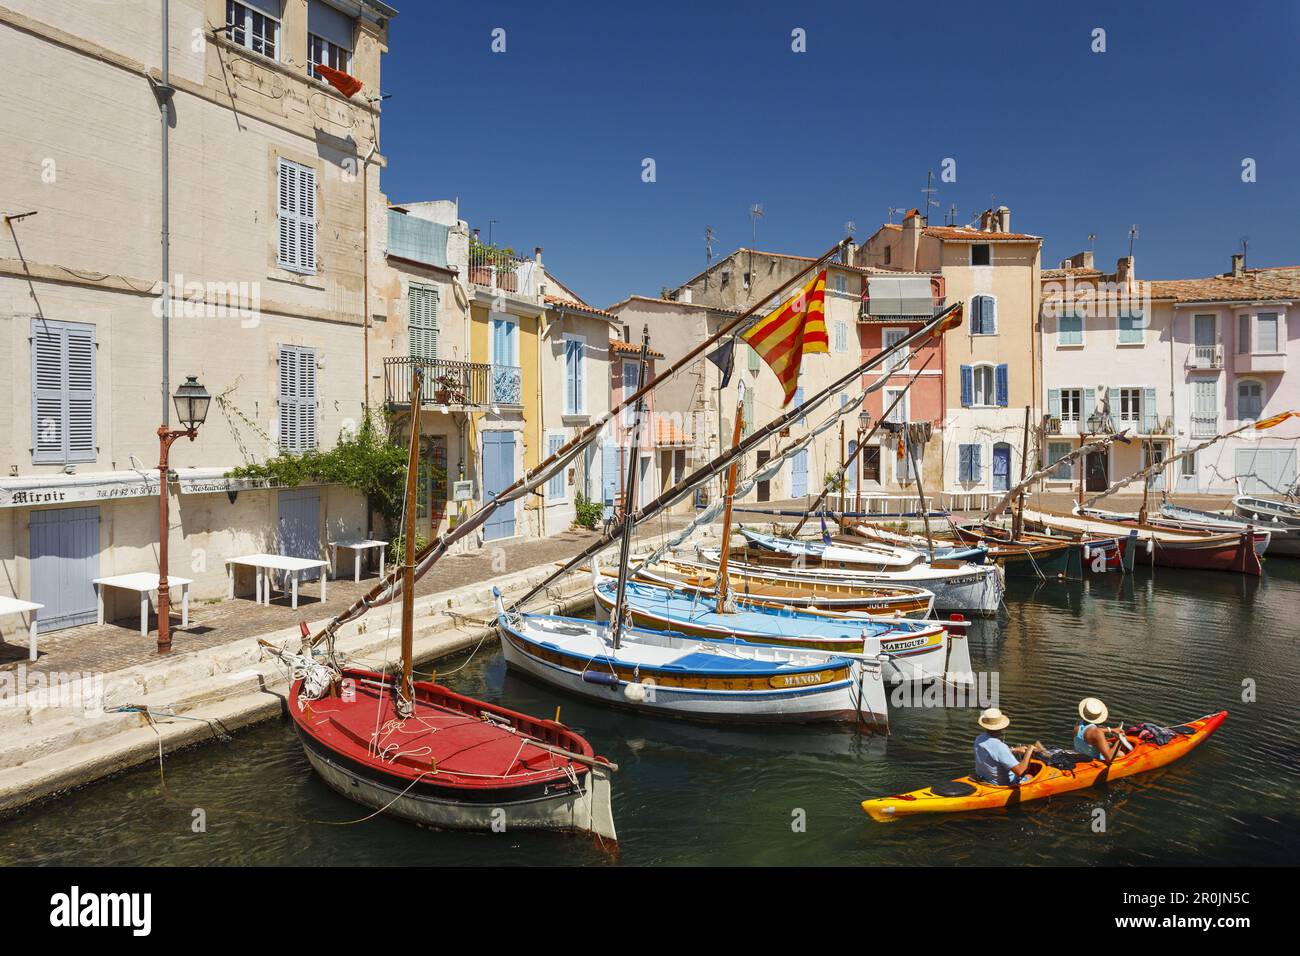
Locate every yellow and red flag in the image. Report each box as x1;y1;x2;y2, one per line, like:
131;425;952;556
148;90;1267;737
740;270;828;406
1252;409;1298;430
928;301;963;338
315;64;364;99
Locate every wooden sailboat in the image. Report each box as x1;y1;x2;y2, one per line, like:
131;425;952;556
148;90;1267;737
495;332;895;729
282;368;616;841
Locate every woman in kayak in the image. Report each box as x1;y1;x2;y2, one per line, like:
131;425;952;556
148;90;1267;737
1075;697;1133;762
974;708;1037;785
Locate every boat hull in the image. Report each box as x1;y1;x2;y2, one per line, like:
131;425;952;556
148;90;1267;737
295;722;616;840
498;617;890;729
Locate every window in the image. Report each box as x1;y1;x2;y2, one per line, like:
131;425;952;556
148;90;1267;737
547;433;565;500
861;446;880;483
31;319;96;464
1237;314;1250;354
1118;387;1141;424
962;364;1007;407
1059;388;1082;422
1059;313;1083;346
971;244;991;266
276;157;317;274
408;284;438;361
673;449;685;486
278;345;318;453
1118;312;1144;344
1237;380;1263;422
882;327;909;372
307;0;354;79
1047;441;1073;480
226;0;279;59
834;320;848;353
971;295;997;334
1181;451;1197;477
883;387;908;424
620;359;640;426
958;444;983;483
564;336;586;415
883;246;892;265
1257;313;1279;352
835;274;847;294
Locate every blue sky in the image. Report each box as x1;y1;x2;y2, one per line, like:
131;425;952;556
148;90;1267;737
379;1;1299;307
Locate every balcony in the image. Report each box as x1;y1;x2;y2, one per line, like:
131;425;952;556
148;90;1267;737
1190;414;1219;439
1233;351;1287;374
858;297;947;322
384;357;523;409
1186;344;1223;370
467;244;540;299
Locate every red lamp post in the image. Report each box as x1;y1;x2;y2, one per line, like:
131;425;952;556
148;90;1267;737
156;375;210;654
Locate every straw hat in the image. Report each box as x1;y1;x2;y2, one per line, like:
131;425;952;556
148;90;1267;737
978;707;1011;731
1078;697;1109;725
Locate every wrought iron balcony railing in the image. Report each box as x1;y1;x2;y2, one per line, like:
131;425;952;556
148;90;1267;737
1187;344;1223;369
468;245;540;298
384;357;505;409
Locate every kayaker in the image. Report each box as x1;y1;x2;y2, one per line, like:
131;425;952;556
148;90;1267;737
974;708;1036;786
1074;697;1133;762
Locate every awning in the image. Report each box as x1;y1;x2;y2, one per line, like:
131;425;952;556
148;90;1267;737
866;277;934;317
0;468;290;509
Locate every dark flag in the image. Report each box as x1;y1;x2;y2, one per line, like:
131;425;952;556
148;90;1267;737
706;337;736;389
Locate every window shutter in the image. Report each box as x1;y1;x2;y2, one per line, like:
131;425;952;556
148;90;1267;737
747;343;760;375
277;158;317;274
995;364;1009;407
958;445;972;482
547;434;565;499
1142;387;1157;432
65;326;96;459
1083;387;1096;423
574;341;585;413
972;444;983;481
278;345;318;453
1048;388;1061;420
960;365;973;407
565;340;579;414
408;285;438;360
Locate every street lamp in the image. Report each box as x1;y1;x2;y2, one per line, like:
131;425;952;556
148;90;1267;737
855;409;871;513
156;375;210;653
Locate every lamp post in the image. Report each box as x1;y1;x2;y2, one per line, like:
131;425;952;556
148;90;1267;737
855;409;870;514
156;375;210;653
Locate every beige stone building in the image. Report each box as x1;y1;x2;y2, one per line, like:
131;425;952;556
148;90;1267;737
0;0;398;637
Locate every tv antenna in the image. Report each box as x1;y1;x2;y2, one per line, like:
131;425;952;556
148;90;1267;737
947;203;958;226
921;171;939;223
887;206;907;224
1087;233;1097;252
1127;224;1139;258
843;220;856;238
1239;235;1250;264
750;203;764;244
488;218;497;245
705;227;717;264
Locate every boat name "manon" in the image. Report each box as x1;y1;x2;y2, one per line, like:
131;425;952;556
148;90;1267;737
769;670;836;689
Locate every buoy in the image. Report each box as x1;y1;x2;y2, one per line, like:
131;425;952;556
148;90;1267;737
624;682;647;703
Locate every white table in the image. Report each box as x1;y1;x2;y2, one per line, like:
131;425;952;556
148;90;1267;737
0;596;43;662
226;554;329;609
328;539;388;582
94;572;192;636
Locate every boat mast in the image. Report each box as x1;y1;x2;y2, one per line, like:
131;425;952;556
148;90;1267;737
714;386;746;613
610;328;651;652
1012;404;1030;540
396;366;424;718
904;424;935;562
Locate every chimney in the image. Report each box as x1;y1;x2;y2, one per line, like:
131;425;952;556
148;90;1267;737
534;246;543;262
1116;256;1134;288
679;288;693;304
1061;251;1095;271
1230;253;1245;277
472;227;480;241
903;210;923;270
996;205;1011;233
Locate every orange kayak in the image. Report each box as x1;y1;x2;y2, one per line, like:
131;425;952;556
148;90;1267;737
862;710;1227;822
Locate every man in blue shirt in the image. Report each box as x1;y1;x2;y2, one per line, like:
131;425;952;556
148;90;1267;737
973;708;1036;786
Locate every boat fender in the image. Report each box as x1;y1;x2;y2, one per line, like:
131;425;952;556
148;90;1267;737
1082;544;1092;560
582;670;621;688
623;682;648;702
1145;538;1154;555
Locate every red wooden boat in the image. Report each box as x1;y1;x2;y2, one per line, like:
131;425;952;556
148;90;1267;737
1022;507;1263;575
950;524;1135;574
289;667;616;841
277;367;616;843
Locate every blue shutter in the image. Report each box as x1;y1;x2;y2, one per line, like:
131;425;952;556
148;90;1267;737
995;364;1009;407
601;441;619;505
960;365;973;407
1142;386;1158;433
547;434;565;499
564;340;578;414
972;444;983;482
1083;387;1096;424
1048;388;1061;420
958;445;972;482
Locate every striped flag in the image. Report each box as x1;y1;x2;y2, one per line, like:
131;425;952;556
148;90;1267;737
741;270;828;406
1252;409;1298;430
928;301;964;338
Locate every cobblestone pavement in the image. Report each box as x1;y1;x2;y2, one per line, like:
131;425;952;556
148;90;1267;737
2;518;694;677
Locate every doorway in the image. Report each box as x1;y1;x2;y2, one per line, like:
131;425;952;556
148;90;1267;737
29;505;100;631
755;450;772;502
992;443;1012;492
1084;448;1109;492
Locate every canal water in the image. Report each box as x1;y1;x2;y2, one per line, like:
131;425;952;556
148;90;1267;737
3;562;1298;866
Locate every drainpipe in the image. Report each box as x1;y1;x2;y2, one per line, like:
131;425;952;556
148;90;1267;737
158;0;172;426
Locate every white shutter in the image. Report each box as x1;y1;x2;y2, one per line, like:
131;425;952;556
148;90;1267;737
65;326;96;458
277;158;317;274
278;344;318;453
